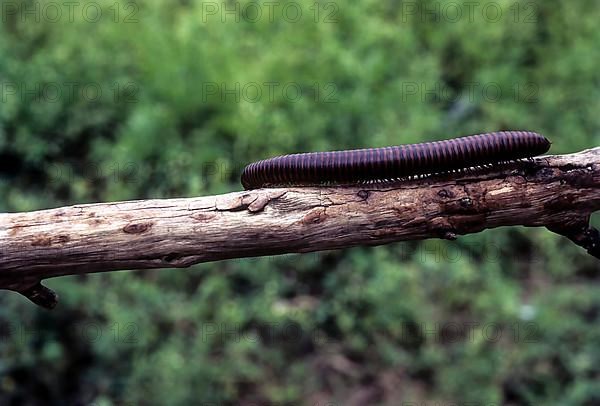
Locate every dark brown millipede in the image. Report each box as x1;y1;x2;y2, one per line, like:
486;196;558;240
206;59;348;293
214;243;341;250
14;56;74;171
241;131;551;189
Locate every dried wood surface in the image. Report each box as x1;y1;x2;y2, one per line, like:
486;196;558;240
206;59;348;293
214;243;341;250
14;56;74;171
1;147;599;308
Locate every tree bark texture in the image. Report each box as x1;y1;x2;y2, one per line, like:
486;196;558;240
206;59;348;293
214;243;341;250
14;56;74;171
1;147;599;308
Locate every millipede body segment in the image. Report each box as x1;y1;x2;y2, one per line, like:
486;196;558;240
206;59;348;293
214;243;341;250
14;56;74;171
240;131;551;189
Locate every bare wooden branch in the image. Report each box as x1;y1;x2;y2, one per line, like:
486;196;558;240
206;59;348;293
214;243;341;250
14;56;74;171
1;147;599;308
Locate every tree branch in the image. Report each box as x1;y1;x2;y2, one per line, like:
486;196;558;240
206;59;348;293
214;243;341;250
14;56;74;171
1;147;599;308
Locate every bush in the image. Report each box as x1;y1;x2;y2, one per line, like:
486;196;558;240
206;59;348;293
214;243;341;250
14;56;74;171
1;0;599;404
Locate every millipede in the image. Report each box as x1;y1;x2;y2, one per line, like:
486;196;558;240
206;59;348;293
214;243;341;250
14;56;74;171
240;131;551;189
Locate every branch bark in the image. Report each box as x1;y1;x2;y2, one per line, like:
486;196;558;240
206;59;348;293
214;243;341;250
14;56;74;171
1;148;599;308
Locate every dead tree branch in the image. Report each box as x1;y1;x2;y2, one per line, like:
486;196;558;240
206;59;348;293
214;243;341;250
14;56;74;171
1;147;599;308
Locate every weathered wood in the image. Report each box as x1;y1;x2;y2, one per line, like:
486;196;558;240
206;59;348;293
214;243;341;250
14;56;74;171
1;147;599;308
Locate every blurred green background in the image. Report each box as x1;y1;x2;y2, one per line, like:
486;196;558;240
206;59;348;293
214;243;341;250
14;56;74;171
1;0;600;404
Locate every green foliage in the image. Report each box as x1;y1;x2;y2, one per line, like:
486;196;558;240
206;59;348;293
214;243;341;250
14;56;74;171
1;0;599;404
